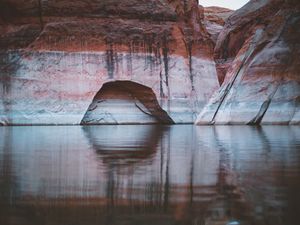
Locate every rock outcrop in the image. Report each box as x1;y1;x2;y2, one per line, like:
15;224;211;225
0;0;219;125
196;0;300;125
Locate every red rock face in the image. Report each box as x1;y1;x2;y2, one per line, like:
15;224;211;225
1;0;212;56
0;0;219;125
200;6;233;84
204;7;233;26
196;0;300;125
202;6;233;47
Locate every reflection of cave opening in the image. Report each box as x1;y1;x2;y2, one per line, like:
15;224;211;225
81;81;174;125
83;125;167;167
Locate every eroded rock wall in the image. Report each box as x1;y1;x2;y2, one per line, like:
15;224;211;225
196;0;300;125
202;6;233;46
0;0;219;125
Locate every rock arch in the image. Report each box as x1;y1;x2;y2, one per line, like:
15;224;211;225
81;81;174;124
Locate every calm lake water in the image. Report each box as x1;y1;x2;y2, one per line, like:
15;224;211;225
0;125;300;225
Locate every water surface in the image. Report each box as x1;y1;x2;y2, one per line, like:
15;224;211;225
0;125;300;225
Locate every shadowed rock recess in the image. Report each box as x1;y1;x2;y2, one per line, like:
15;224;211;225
0;0;299;125
81;81;174;124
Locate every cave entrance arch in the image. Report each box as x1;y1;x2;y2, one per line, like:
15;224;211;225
81;81;174;125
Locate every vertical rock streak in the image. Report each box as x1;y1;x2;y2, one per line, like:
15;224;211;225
187;41;194;91
162;33;170;89
105;42;115;79
37;0;44;29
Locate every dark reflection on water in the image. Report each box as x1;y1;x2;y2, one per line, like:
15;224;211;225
0;125;300;225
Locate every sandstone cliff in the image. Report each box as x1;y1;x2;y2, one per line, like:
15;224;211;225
1;0;299;125
0;0;219;125
202;6;233;46
196;0;300;125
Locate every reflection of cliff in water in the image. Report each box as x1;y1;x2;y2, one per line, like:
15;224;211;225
83;125;252;224
0;126;299;225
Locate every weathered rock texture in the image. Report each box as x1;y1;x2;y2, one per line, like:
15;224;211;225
202;6;233;46
0;0;219;125
81;81;174;124
196;0;300;125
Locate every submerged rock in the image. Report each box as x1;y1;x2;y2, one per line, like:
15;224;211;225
196;0;300;125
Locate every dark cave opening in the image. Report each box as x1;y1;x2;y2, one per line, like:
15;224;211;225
81;80;174;125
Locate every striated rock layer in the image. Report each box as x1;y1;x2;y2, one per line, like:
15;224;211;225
196;0;300;125
202;6;233;46
0;0;219;125
81;81;174;124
